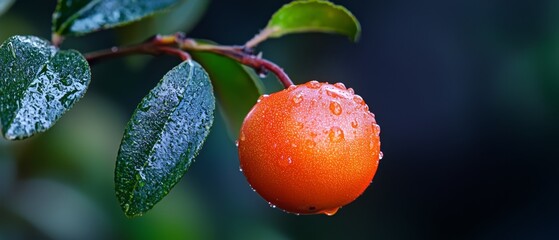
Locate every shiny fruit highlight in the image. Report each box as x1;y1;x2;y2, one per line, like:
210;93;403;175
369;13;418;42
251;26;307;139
237;81;381;215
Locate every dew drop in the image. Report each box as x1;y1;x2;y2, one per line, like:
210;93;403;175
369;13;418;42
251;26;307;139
353;95;364;105
347;88;355;94
329;101;342;115
351;119;358;128
279;156;293;167
292;93;303;104
307;80;321;89
239;167;243;172
379;151;384;160
288;85;297;90
269;203;277;208
334;82;346;90
321;207;340;216
364;104;369;111
328;127;345;142
257;94;269;103
235;140;239;147
373;124;381;136
325;88;342;98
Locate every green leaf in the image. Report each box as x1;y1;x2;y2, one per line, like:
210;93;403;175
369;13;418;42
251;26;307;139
0;35;91;140
52;0;179;36
191;46;263;141
115;60;215;217
117;0;210;45
265;0;361;41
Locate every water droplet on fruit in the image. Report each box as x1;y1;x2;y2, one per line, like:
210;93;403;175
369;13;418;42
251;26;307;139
292;93;303;104
269;203;277;208
364;104;369;111
240;131;246;141
257;94;269;102
235;140;239;147
353;95;364;105
321;207;340;216
307;80;321;89
379;151;384;160
329;101;342;115
325;88;342;98
279;156;293;167
328;127;345;142
373;124;381;136
334;82;346;90
239;167;243;172
288;85;297;90
351;119;358;128
347;88;355;94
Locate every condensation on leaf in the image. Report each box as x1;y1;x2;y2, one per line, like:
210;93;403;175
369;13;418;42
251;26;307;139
52;0;180;36
0;35;91;140
115;60;215;217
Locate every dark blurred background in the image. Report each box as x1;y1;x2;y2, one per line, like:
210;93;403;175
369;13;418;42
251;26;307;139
2;0;559;239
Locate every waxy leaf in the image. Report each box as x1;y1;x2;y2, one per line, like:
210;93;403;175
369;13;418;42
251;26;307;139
115;60;215;217
0;35;91;140
265;0;360;41
191;48;263;141
52;0;179;36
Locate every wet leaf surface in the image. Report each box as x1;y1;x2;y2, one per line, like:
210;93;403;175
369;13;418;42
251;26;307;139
52;0;179;36
115;60;215;217
0;35;90;140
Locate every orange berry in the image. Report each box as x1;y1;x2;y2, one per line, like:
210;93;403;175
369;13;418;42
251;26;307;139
237;81;381;215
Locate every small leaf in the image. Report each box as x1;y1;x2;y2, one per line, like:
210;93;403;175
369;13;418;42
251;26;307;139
52;0;179;36
265;0;361;41
191;43;263;141
0;35;91;140
115;60;215;217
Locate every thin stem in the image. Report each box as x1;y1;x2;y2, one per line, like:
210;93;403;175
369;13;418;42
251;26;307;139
177;37;294;88
244;27;276;49
85;41;189;64
85;44;158;65
83;33;294;88
215;49;293;88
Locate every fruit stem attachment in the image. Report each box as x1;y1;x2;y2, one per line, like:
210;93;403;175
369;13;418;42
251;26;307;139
83;33;294;88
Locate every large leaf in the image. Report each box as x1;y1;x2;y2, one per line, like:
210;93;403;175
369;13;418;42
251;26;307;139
115;60;215;217
52;0;179;36
0;35;91;140
191;47;263;141
265;0;361;41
